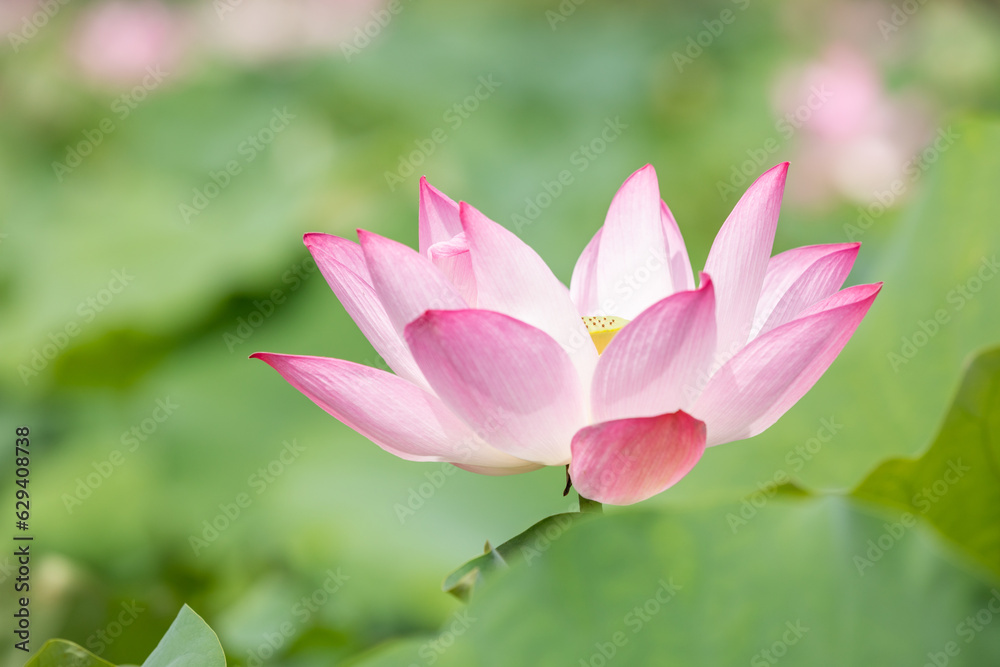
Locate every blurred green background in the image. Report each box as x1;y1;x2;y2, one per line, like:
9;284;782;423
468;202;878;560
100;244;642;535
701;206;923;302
3;0;1000;664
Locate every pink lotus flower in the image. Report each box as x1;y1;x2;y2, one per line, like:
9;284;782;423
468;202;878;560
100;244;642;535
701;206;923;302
253;164;880;505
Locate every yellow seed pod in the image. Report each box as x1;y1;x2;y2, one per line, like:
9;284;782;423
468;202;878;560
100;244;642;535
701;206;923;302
581;316;630;354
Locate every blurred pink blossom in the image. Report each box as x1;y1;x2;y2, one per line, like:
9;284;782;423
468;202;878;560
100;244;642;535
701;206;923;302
69;0;188;88
773;44;931;209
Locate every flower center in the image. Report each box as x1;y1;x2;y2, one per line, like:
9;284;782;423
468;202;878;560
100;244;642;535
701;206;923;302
582;316;630;354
